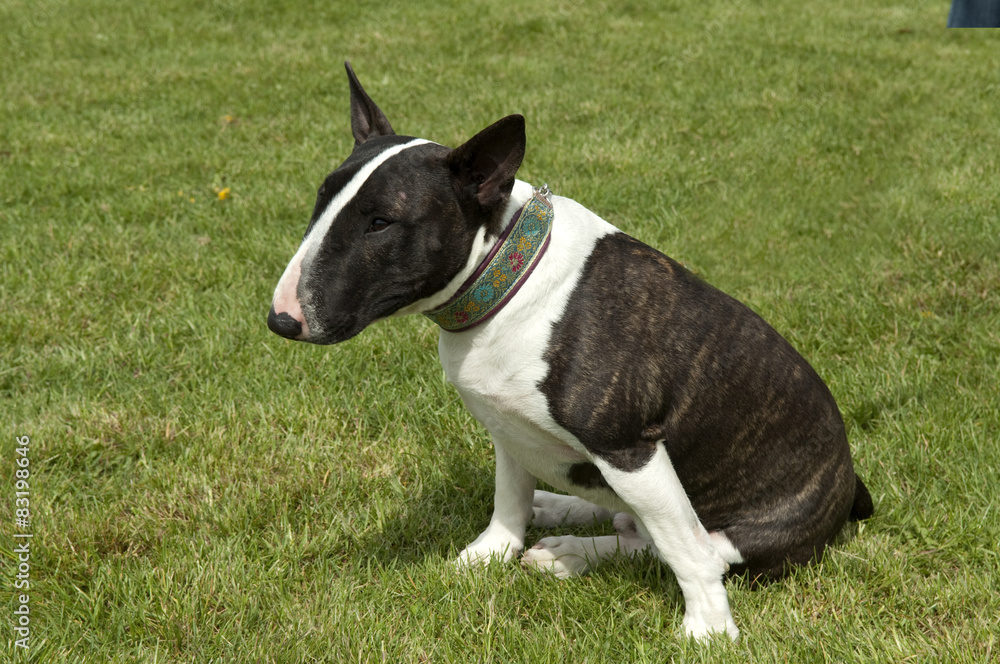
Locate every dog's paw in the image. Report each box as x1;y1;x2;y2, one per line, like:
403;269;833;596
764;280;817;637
532;490;614;528
520;536;591;578
453;542;519;569
680;588;740;642
682;613;740;642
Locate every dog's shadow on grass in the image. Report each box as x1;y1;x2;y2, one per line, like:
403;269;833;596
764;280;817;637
345;450;686;594
343;446;874;604
347;452;505;566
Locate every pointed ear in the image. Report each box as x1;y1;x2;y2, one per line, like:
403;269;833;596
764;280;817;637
447;114;526;210
345;61;395;146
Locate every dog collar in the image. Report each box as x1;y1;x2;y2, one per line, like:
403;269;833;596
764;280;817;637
424;185;554;332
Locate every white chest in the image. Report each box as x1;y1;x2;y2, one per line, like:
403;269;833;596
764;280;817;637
436;189;617;491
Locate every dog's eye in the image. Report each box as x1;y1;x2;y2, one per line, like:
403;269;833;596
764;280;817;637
366;218;392;234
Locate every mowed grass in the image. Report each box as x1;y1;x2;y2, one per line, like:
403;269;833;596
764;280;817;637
2;0;998;661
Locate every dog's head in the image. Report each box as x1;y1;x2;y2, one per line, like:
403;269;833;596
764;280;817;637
267;63;525;344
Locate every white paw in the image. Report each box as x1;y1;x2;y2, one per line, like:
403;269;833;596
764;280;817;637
612;512;638;535
520;536;591;578
681;596;740;642
453;541;520;569
532;490;614;528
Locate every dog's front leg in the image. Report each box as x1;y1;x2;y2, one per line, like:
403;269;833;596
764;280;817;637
455;440;536;567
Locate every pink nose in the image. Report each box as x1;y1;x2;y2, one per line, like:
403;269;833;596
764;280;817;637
269;252;310;340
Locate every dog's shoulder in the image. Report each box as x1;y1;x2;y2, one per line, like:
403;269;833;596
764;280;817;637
543;229;733;348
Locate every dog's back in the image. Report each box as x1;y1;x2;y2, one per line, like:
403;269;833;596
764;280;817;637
538;231;870;580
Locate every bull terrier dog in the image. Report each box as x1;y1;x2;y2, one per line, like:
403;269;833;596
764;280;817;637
267;63;873;641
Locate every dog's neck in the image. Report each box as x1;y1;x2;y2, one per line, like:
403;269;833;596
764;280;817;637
422;183;553;332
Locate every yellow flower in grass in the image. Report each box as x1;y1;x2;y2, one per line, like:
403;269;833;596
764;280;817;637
215;187;231;201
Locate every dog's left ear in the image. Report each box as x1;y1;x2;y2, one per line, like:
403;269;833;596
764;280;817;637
345;61;395;146
448;114;526;210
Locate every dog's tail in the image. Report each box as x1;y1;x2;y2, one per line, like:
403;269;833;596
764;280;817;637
849;475;874;521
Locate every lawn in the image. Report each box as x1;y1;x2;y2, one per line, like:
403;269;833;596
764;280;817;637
2;0;998;661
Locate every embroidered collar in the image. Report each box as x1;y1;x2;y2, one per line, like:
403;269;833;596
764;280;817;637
425;185;554;332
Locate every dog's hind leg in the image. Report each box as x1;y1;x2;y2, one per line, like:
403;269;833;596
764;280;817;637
531;490;615;528
592;442;740;641
522;512;650;577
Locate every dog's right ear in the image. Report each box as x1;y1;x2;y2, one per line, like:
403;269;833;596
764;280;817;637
447;114;526;211
345;62;395;146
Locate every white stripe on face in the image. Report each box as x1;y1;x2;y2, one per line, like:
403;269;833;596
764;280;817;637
270;138;432;338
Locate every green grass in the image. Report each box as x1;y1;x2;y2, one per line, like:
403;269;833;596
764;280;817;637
2;0;999;661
